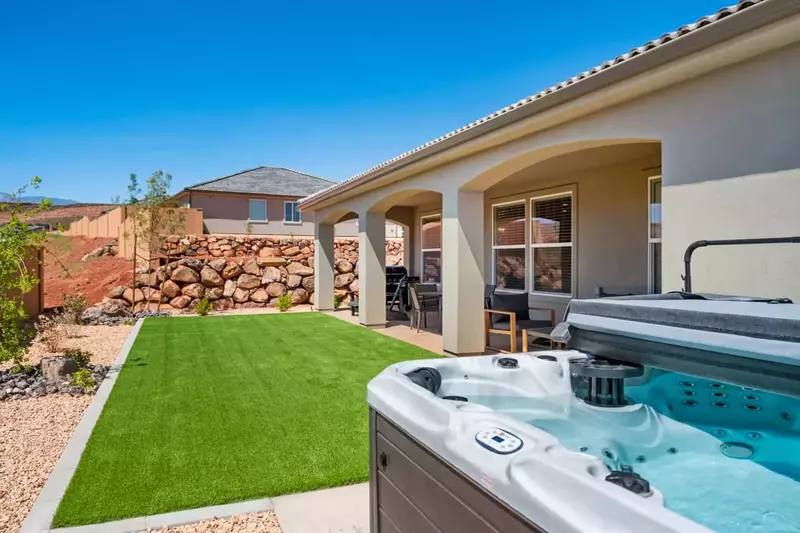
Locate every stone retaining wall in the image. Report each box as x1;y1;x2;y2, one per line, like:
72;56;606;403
102;236;403;311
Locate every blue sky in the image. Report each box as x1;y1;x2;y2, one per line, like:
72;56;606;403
0;0;727;202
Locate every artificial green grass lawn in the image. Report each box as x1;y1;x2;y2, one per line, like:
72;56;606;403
53;313;437;527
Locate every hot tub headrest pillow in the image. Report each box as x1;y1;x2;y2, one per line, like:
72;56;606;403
406;367;442;394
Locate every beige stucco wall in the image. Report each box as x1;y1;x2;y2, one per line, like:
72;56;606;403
663;170;800;300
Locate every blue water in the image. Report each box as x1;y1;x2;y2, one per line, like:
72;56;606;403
465;371;800;533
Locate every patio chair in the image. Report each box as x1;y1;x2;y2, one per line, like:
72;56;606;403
484;292;556;353
408;284;439;332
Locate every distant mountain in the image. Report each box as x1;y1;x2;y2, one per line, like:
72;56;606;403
0;193;78;205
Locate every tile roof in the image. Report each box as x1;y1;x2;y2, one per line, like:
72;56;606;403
183;166;334;197
301;0;769;207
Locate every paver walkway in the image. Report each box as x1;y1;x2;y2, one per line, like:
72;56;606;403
273;484;369;533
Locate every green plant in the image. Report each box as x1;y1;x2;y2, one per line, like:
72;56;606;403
195;297;212;316
70;368;95;391
333;294;344;309
0;177;52;366
62;292;89;324
65;347;92;368
275;294;292;312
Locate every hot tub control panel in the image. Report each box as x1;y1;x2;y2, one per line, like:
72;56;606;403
475;428;523;454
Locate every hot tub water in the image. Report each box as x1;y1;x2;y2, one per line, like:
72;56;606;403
459;368;800;533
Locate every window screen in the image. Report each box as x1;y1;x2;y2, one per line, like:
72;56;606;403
248;199;267;221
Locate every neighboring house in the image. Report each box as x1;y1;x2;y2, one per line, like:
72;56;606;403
173;166;363;237
300;0;800;355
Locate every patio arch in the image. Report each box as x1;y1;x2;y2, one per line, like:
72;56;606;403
461;138;660;192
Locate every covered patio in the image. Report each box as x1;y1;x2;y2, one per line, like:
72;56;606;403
301;4;800;355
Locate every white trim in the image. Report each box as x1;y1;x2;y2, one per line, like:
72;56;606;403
530;192;575;297
491;200;527;292
248;198;268;222
420;214;442;283
283;201;302;224
648;175;663;294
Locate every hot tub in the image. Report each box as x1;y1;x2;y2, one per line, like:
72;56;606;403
367;296;800;533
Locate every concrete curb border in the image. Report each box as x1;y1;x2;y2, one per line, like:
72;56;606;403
21;319;145;533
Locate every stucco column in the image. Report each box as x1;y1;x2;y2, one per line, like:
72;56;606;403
442;189;485;355
313;222;335;311
358;210;387;327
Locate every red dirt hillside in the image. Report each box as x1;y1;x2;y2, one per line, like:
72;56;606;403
43;235;133;309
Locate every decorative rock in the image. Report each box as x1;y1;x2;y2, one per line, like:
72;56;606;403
290;288;310;304
144;290;164;303
233;288;250;303
178;258;204;271
250;288;270;303
349;278;359;293
334;272;355;289
181;283;205;299
170;295;192;309
213;298;235;311
256;256;287;267
208;258;227;272
122;288;145;304
200;266;224;287
243;259;261;275
266;282;287;297
171;266;200;283
301;276;314;292
222;262;243;279
109;285;125;298
41;357;79;383
138;272;159;288
237;273;261;290
258;247;279;257
223;279;237;298
286;263;314;276
335;260;354;273
206;287;224;301
287;274;302;289
161;279;181;299
262;266;282;284
283;246;301;256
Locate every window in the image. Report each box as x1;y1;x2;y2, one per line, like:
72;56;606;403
492;202;526;291
248;199;267;221
531;194;573;295
649;177;662;293
284;201;301;224
420;214;442;283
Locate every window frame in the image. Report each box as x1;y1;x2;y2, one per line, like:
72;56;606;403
420;213;442;283
530;191;574;298
491;199;527;293
283;201;302;225
648;175;662;294
248;198;268;222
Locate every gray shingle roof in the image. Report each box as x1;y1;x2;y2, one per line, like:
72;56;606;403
184;167;334;197
301;0;776;208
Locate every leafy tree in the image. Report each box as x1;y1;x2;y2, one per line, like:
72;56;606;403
0;177;51;366
126;170;186;310
127;173;141;204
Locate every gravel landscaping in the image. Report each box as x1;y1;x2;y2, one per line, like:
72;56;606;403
0;394;92;533
148;512;282;533
0;323;133;533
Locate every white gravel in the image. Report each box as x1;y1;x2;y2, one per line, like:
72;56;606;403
0;394;92;533
0;324;133;533
147;512;282;532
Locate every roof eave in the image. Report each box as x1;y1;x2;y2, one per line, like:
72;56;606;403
299;0;800;211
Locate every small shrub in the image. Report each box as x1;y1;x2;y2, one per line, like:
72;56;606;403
333;294;344;309
275;294;292;312
36;313;69;353
65;347;92;368
62;292;89;324
195;297;212;316
70;368;95;391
